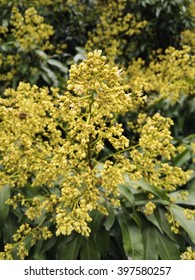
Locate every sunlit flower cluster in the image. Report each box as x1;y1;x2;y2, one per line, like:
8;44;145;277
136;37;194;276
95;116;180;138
184;209;195;220
128;113;192;190
0;223;52;260
166;212;180;234
85;0;147;64
10;7;54;52
143;201;156;215
181;247;195;260
0;50;192;259
181;0;195;54
126;46;195;104
0;54;20;85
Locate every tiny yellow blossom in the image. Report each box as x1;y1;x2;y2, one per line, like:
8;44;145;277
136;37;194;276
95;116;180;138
144;201;156;215
10;7;54;52
181;247;195;260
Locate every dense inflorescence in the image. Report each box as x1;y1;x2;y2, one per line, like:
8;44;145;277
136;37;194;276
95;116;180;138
181;247;195;260
126;46;195;104
0;50;193;259
85;0;147;64
10;7;54;52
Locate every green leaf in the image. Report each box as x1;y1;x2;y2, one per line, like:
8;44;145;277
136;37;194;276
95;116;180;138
117;210;144;259
172;148;191;167
74;47;86;63
144;212;163;233
170;204;195;243
35;49;47;59
20;63;29;75
95;228;110;259
29;71;40;84
1;41;18;52
157;208;183;244
56;235;82;260
169;189;195;205
104;202;115;230
80;238;100;260
130;212;143;228
32;240;45;260
129;179;169;201
156;231;180;260
41;65;58;86
118;184;135;207
40;71;51;84
47;59;68;73
188;177;195;192
3;212;18;243
41;236;57;254
0;185;10;228
109;219;126;259
142;223;158;260
89;210;104;233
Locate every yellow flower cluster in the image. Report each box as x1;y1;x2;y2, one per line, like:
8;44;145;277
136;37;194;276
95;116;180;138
0;223;52;260
0;50;192;258
184;209;195;220
181;0;195;53
181;1;195;54
0;25;8;35
126;46;195;104
166;212;180;234
0;54;20;84
170;190;189;203
85;0;147;64
0;82;60;188
128;113;192;190
143;201;156;215
10;7;54;52
0;0;64;7
181;247;195;260
191;142;195;162
181;30;195;53
0;50;133;244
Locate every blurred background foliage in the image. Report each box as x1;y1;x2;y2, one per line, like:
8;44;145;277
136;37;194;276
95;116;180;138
0;0;195;259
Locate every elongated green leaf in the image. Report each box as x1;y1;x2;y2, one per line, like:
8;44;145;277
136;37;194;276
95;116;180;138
41;236;57;254
188;178;195;192
0;185;10;228
56;235;82;260
117;211;144;259
172;148;191;167
47;59;68;73
109;219;126;258
117;211;132;257
89;210;104;233
118;184;135;207
1;41;18;52
142;224;158;260
95;228;109;259
41;65;58;86
129;179;169;201
33;240;45;260
104;202;115;231
130;212;143;228
35;49;47;59
40;71;50;84
144;212;163;233
169;190;195;205
3;212;18;243
157;208;183;244
156;231;180;260
170;204;195;243
80;238;100;260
